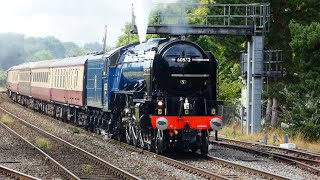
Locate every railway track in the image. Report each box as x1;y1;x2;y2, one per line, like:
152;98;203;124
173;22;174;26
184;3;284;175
0;96;309;179
0;107;140;180
204;155;288;180
106;137;288;180
0;165;40;180
210;137;320;175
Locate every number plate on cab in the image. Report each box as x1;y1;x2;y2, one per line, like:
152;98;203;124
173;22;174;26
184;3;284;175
175;57;191;63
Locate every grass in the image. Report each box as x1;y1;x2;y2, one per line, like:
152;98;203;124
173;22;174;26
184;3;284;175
220;122;320;153
83;164;93;174
71;127;80;134
0;114;15;127
35;138;51;149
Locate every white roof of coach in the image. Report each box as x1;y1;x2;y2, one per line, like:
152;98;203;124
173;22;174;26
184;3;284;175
10;62;36;70
32;59;61;69
51;55;97;68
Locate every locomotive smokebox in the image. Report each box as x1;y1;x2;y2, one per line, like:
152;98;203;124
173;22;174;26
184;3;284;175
153;39;213;96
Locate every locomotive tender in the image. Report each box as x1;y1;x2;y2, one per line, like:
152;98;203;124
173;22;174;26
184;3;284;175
6;37;222;154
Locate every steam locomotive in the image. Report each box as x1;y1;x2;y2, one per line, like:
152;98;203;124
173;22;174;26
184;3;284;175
6;37;222;154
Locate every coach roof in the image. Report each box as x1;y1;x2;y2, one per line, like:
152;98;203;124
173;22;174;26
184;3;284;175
32;59;61;69
50;54;101;68
9;62;36;70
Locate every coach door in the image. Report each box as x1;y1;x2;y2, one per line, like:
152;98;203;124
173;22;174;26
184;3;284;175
86;59;104;108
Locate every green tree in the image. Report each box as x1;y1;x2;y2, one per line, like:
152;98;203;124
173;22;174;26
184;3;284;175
63;42;84;57
0;69;6;85
83;42;104;53
30;50;54;62
116;22;139;47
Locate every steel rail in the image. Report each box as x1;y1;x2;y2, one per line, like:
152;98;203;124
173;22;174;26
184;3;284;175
107;138;289;180
210;139;320;175
0;107;141;180
0;121;80;180
106;139;230;180
0;165;40;180
155;155;230;180
205;155;289;180
217;137;320;161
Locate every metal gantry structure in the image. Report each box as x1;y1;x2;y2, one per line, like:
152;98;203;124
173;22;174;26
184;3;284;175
132;2;270;134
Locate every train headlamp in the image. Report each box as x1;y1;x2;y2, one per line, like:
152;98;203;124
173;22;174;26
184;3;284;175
157;97;165;108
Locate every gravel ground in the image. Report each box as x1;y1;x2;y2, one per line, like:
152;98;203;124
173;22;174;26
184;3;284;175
0;122;64;179
1;94;319;180
0;97;207;180
208;144;320;180
0;174;13;180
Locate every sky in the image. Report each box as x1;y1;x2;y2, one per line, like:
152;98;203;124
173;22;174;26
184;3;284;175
0;0;133;47
0;0;179;47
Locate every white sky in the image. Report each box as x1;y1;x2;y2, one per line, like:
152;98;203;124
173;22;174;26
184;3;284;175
0;0;133;47
0;0;179;47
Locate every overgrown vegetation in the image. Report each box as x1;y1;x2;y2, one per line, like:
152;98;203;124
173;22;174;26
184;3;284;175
35;138;51;149
83;164;93;174
72;127;80;134
0;114;15;127
220;123;320;153
280;89;320;142
0;69;6;86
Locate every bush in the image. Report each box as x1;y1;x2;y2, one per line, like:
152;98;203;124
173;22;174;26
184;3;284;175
0;69;6;86
301;123;320;142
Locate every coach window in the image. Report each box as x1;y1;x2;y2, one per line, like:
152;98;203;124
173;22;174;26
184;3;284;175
57;69;61;88
57;70;59;87
66;69;70;88
75;69;77;88
53;70;56;87
60;69;63;88
58;69;60;88
70;69;73;89
55;70;57;87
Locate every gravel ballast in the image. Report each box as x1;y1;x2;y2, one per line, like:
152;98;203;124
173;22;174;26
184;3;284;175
0;97;207;180
1;93;319;180
0;122;63;179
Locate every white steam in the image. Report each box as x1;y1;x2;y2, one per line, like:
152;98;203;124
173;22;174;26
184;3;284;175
133;0;152;43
